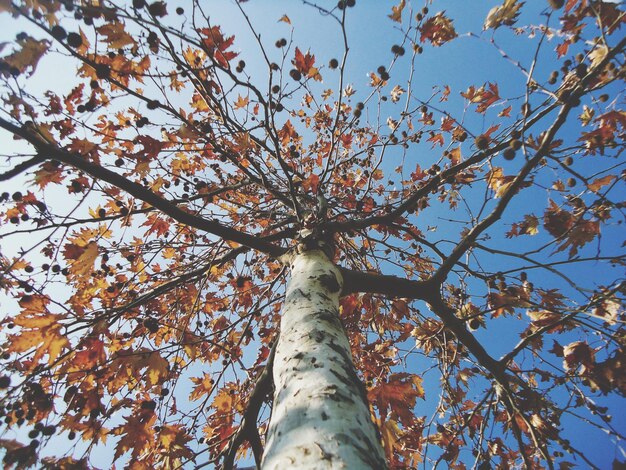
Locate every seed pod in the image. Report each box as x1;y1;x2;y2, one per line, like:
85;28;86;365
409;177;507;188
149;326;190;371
475;135;489;150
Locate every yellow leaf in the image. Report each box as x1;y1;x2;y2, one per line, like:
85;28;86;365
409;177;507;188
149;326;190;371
212;388;233;412
380;418;401;460
19;294;50;315
70;241;99;276
487;167;515;198
234;94;249;110
9;324;69;366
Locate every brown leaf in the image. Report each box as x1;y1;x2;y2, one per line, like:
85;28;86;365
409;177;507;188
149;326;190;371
2;36;49;76
388;0;406;22
587;175;616;193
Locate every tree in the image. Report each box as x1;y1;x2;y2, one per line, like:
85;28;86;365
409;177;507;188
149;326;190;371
0;0;624;468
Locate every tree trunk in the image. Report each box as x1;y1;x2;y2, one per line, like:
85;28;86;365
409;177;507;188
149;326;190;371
261;249;387;469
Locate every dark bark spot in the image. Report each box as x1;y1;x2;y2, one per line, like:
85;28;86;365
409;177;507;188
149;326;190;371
319;272;340;293
309;329;325;342
312;308;342;328
327;339;353;364
321;411;329;420
285;287;310;305
294;352;304;360
336;431;387;469
330;367;360;392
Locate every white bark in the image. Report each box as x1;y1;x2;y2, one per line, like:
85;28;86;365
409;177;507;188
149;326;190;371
262;249;387;469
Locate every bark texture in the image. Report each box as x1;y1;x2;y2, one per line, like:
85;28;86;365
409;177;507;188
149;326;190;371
262;250;387;469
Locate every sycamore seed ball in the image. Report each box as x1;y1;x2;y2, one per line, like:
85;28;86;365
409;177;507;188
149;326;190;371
548;0;565;9
503;148;516;160
475;135;489;150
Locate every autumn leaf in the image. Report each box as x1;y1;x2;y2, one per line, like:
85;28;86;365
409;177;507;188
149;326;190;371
379;418;401;461
543;200;599;256
279;119;298;146
420;12;457;47
293;47;319;80
563;341;595;374
278;14;291;24
527;310;570;333
368;373;424;425
70;337;106;370
146;352;169;385
113;413;156;461
198;26;238;67
97;22;136;49
234;94;249;110
507;214;540;237
390;84;405;103
543;200;573;238
33;161;64;189
484;0;524;30
190;373;214;401
461;83;500;113
66;241;99;277
587;175;616;193
487;167;515;198
301;173;320;193
157;425;194;464
388;0;406;23
9;297;69;366
1;36;48;76
499;105;512;117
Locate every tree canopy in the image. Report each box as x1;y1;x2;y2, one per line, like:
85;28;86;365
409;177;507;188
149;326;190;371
0;0;624;468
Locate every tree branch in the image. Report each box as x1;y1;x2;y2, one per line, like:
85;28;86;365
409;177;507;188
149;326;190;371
0;155;44;181
339;267;432;299
0;117;288;258
221;339;278;470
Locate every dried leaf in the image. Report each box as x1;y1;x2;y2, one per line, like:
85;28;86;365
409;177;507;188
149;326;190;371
388;0;406;22
484;0;524;30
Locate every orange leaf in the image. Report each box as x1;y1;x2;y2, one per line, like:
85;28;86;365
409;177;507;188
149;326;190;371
234;94;249;110
293;47;315;75
9;298;69;366
113;413;156;461
97;22;136;49
587;175;616;193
